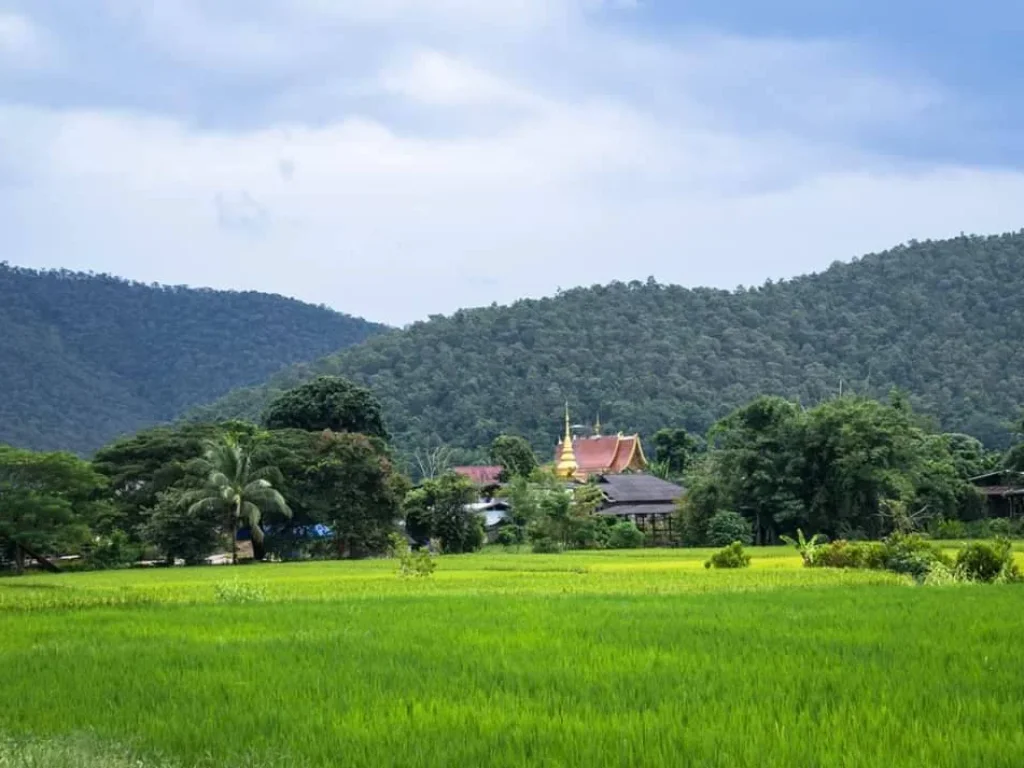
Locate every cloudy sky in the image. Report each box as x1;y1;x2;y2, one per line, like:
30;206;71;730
1;1;1022;325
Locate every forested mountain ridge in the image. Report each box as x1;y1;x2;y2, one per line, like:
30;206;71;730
193;232;1024;457
0;264;386;453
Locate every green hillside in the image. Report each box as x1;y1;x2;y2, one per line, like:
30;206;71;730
193;233;1024;456
0;265;385;453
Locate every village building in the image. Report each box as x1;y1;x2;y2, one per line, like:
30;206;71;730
594;473;683;543
970;471;1024;519
553;407;648;481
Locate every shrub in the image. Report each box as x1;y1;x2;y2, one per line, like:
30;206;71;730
495;524;521;547
85;530;141;570
955;538;1021;583
810;540;865;569
934;518;967;540
988;518;1013;538
607;521;644;550
531;537;563;554
704;542;751;569
878;533;950;580
398;548;436;578
705;511;752;547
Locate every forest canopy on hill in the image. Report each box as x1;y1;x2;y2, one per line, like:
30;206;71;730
193;233;1024;459
0;264;385;454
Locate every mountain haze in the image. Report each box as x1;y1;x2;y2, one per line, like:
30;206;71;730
0;265;385;453
194;232;1024;456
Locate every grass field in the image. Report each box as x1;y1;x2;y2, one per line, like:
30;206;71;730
1;546;1023;767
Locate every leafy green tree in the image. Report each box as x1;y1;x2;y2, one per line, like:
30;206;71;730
1005;411;1024;472
0;445;106;573
187;435;292;563
651;428;700;479
92;422;257;538
705;510;752;547
142;491;223;565
489;435;538;481
403;474;483;554
264;376;387;439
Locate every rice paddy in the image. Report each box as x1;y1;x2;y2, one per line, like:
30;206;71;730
1;547;1023;767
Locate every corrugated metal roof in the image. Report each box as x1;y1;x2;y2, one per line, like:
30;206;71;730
597;474;684;503
598;503;677;517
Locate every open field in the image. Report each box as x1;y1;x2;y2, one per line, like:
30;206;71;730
2;547;1024;767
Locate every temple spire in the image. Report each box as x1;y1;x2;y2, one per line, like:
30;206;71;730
594;411;602;436
556;402;578;478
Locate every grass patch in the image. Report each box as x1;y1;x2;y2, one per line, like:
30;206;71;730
1;548;1022;767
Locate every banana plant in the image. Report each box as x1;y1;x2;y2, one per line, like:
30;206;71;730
779;528;828;566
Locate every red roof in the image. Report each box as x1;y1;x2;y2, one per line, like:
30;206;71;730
553;435;646;479
453;466;503;486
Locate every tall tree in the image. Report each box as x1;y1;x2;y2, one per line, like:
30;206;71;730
264;376;387;439
0;446;106;573
651;428;700;479
489;435;538;481
188;435;292;563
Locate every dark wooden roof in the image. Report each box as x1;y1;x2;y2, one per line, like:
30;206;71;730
596;474;684;503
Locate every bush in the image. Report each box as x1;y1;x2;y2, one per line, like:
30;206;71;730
607;521;644;549
531;537;563;554
704;542;751;569
878;533;950;580
398;548;436;578
810;540;868;569
955;538;1021;583
705;511;752;547
934;518;967;540
988;518;1013;538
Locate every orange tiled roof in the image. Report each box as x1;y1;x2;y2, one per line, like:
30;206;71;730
552;435;646;479
453;466;503;486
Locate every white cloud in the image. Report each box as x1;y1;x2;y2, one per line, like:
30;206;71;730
0;12;54;69
1;7;1017;325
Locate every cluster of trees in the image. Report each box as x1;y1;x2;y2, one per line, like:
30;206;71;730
679;393;1021;546
0;263;385;454
197;233;1024;460
1;378;408;572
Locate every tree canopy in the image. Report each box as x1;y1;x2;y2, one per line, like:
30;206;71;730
0;263;385;454
263;376;388;439
196;232;1024;458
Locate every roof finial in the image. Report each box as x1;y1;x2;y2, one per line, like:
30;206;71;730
556;402;578;478
594;410;602;436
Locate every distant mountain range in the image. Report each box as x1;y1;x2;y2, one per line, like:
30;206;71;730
193;232;1024;457
0;264;386;453
7;231;1024;459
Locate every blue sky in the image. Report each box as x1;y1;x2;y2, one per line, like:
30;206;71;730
1;1;1022;325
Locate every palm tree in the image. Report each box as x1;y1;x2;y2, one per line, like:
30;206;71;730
189;435;292;564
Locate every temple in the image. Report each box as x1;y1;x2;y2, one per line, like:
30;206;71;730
554;406;648;481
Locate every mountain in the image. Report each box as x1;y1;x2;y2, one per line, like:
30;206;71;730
193;232;1024;458
0;264;386;453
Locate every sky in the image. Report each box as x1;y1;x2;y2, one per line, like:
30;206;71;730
1;1;1023;325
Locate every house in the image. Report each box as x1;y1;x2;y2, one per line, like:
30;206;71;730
969;471;1024;519
453;466;504;493
593;474;684;543
467;500;513;542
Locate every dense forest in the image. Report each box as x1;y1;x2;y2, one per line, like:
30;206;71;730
0;264;385;454
193;233;1024;458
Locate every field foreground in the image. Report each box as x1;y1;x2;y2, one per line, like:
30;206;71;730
1;548;1023;767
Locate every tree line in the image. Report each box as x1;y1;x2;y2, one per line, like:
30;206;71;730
2;375;1022;573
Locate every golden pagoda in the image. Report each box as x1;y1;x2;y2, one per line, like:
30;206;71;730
555;403;578;478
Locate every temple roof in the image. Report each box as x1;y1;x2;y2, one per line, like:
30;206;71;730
553;434;647;480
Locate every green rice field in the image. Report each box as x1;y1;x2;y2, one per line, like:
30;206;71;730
2;546;1023;767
